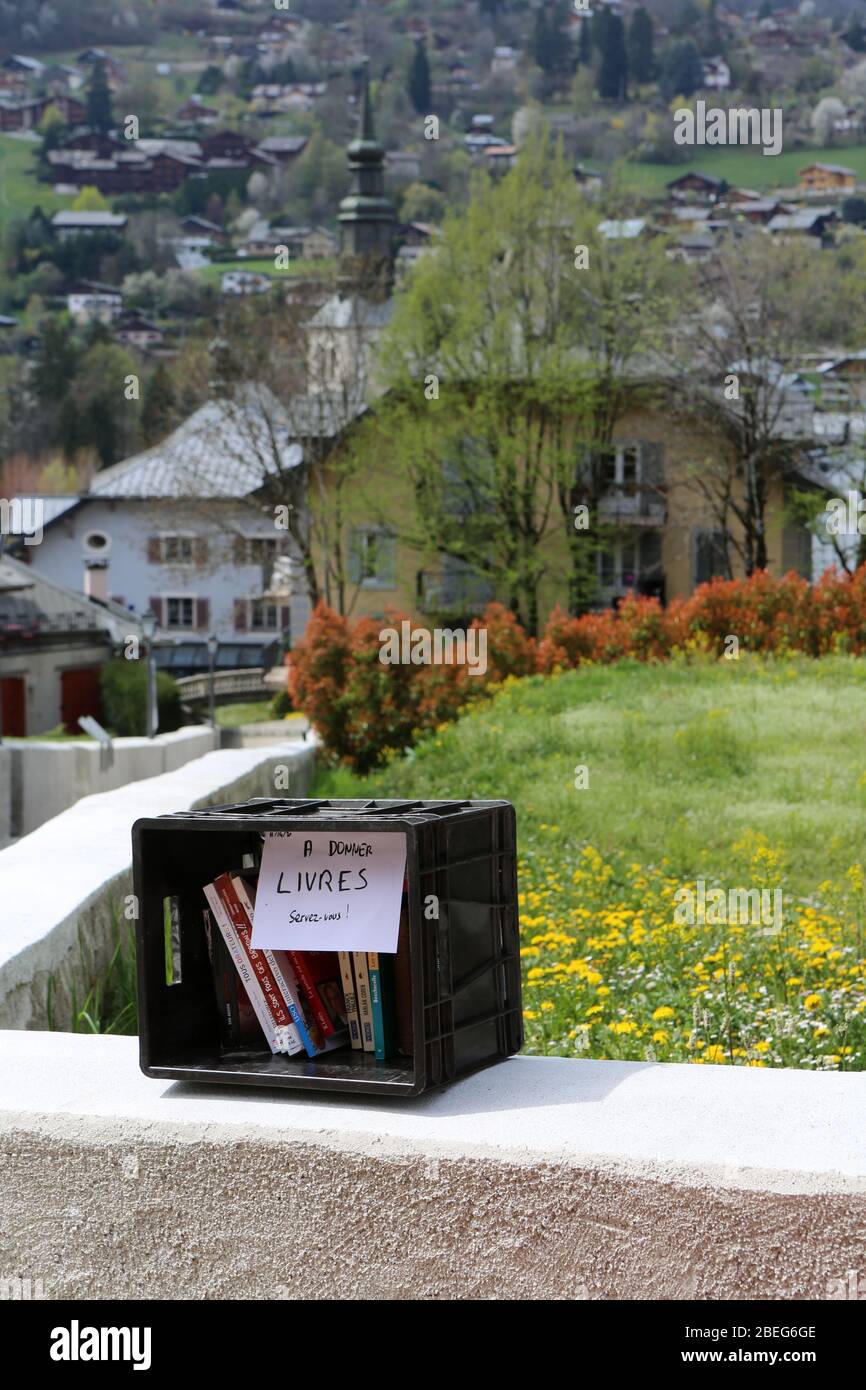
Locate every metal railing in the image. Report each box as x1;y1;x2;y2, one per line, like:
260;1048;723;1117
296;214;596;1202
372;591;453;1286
175;667;269;705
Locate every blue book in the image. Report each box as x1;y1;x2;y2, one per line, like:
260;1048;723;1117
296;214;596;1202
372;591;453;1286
367;951;397;1061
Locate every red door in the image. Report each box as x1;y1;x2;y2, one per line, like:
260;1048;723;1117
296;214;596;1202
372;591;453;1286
0;676;26;737
61;668;102;734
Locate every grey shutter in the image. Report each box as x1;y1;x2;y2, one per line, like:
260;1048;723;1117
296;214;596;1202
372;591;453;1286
347;529;363;584
640;441;664;488
378;531;396;587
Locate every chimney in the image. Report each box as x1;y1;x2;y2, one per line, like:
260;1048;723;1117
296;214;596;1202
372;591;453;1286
84;558;108;603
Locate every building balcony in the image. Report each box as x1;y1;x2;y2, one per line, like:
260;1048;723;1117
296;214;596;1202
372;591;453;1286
597;485;667;528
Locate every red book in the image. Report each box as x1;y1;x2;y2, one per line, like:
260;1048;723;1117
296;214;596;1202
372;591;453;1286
215;873;294;1034
287;951;347;1040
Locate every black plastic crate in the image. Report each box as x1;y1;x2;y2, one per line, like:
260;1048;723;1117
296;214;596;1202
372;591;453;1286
133;798;523;1097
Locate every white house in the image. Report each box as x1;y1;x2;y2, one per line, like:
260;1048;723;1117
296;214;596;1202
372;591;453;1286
221;269;272;296
702;57;731;91
491;46;518;76
52;211;128;240
12;394;311;677
66;280;123;326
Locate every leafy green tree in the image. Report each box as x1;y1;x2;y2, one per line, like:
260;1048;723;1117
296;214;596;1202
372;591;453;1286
85;58;114;133
400;182;447;223
628;6;655;84
375;132;677;627
408;40;432;113
197;65;224;95
33;315;79;409
72;186;110;213
141;362;178;445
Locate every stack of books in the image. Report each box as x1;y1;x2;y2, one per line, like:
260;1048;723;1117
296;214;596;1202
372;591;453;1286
202;871;411;1061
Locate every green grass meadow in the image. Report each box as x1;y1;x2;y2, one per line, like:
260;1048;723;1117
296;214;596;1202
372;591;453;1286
620;144;866;197
315;657;866;1070
0;134;74;231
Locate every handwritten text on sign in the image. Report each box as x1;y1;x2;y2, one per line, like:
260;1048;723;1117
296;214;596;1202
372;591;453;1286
251;831;407;952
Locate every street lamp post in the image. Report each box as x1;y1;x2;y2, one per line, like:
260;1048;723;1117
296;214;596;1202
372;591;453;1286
207;632;218;732
141;609;157;740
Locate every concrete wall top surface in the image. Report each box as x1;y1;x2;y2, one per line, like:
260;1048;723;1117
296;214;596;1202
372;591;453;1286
0;740;315;991
2;1032;864;1197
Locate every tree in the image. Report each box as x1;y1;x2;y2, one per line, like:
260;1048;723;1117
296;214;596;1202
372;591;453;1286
375;132;677;628
400;182;446;223
141;363;178;446
533;1;571;89
168;264;391;618
85;58;114;134
842;195;866;225
628;6;655;84
72;186;110;213
407;39;432;113
197;65;224;95
811;95;846;146
660;38;704;101
597;13;629;100
668;238;836;577
847;13;866;52
578;20;592;68
37;104;66;160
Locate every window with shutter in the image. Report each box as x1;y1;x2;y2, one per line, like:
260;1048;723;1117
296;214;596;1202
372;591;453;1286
148;596;163;626
196;598;210;630
233;599;248;631
193;537;208;565
147;537;162;564
693;529;727;586
640;441;664;489
348;527;396;589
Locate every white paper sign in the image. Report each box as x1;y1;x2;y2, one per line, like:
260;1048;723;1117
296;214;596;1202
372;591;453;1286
251;830;407;953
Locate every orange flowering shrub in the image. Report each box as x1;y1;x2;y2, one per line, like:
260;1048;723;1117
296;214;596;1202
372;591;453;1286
289;569;866;769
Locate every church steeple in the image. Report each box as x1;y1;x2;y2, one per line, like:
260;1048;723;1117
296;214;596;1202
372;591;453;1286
338;59;395;288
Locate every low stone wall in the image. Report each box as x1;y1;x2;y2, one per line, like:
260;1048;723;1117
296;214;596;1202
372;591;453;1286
2;726;219;841
0;1033;864;1300
0;740;316;1031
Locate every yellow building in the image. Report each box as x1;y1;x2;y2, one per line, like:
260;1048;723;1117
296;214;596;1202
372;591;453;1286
798;163;856;194
313;402;816;634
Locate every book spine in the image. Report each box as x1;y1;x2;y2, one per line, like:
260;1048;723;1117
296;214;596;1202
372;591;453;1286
352;950;375;1053
288;950;335;1037
338;951;362;1050
203;882;285;1054
218;875;304;1057
230;877;314;1057
265;951;321;1058
368;952;397;1061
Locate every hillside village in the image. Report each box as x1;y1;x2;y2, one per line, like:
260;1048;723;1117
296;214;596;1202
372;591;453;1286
4;0;866;734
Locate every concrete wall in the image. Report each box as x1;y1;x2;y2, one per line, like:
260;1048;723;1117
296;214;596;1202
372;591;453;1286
0;738;316;1031
1;1033;864;1301
4;726;217;839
